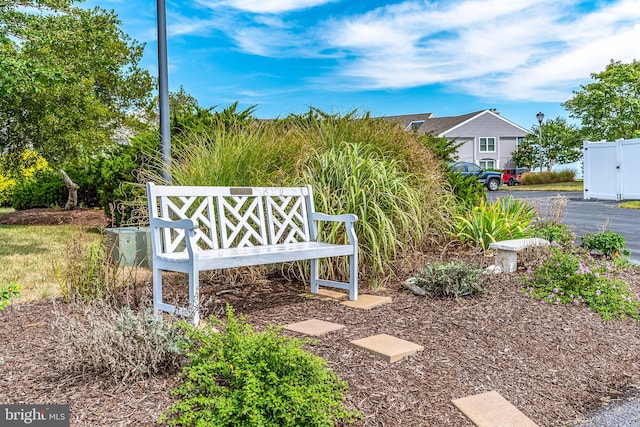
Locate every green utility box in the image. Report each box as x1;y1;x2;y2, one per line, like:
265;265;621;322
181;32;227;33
105;227;152;268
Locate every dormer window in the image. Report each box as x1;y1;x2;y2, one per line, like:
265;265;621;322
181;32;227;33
407;120;424;132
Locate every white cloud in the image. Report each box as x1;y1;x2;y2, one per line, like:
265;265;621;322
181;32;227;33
163;0;640;102
195;0;337;14
317;0;640;101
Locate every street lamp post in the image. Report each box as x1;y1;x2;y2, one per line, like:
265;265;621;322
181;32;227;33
157;0;171;182
536;112;544;172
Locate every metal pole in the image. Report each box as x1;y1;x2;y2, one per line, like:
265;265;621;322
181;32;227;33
536;112;544;172
157;0;171;182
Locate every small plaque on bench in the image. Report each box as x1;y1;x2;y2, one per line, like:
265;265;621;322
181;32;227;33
230;187;253;196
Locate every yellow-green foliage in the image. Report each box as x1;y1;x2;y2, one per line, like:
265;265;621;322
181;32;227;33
0;150;51;207
0;174;15;207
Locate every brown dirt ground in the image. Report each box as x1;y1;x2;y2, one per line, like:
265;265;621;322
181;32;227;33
1;208;640;426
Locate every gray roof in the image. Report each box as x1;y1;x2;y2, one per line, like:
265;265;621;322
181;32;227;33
381;109;529;136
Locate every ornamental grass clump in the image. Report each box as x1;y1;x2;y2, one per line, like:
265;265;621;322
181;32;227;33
452;196;536;251
160;306;361;427
412;261;484;298
523;245;640;320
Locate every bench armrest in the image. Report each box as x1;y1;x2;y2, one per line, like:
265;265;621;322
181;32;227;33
150;217;198;230
311;212;358;247
311;212;358;223
149;217;199;257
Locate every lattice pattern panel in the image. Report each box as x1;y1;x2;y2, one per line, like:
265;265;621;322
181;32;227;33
266;195;310;244
217;196;268;248
159;195;219;252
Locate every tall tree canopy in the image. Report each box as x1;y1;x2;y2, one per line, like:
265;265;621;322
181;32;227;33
0;0;154;168
563;59;640;141
511;117;582;171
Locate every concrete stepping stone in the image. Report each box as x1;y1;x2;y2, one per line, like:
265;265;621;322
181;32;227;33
452;390;539;427
300;289;348;300
341;294;391;309
285;319;345;336
350;333;423;363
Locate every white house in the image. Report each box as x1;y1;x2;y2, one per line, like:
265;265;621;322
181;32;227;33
384;109;530;169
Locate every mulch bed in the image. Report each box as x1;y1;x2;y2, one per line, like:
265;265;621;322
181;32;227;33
1;209;640;426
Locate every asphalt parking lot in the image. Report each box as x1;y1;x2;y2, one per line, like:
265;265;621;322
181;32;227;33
488;190;640;264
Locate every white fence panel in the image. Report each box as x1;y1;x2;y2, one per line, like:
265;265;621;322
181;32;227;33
620;139;640;200
583;138;640;200
583;141;619;200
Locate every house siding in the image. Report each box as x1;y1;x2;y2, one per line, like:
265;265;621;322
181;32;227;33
442;112;528;169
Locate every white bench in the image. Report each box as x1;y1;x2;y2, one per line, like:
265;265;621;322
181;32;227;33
489;238;550;272
146;183;358;324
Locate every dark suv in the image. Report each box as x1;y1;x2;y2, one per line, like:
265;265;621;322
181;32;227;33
450;162;502;191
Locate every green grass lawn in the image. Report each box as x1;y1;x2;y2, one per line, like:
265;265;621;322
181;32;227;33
619;200;640;209
0;225;102;302
0;207;15;215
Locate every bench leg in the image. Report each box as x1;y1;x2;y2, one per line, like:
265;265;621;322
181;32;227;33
310;258;319;294
188;266;200;326
153;267;163;321
495;250;518;273
348;253;358;300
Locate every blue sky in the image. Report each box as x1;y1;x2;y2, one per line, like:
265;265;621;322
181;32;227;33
85;0;640;130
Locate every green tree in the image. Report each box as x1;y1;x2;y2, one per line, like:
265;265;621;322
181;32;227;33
563;59;640;141
0;0;154;209
510;138;539;170
512;117;581;171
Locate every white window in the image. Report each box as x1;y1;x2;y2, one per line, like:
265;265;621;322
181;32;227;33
479;137;496;152
479;159;496;170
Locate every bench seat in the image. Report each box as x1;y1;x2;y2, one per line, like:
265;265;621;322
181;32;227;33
154;242;355;269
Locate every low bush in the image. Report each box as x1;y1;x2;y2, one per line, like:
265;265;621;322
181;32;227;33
160;306;361;427
412;261;484;298
0;282;21;310
531;223;575;246
446;171;486;208
11;169;68;210
580;230;629;258
523;245;640;320
54;236;146;307
452;196;536;250
520;169;576;185
55;304;185;381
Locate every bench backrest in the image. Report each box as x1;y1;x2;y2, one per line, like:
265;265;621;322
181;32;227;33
147;183;318;254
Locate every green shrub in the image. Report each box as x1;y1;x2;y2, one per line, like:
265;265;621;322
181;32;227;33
520;169;576;185
0;282;21;310
452;196;536;250
531;223;575;246
523;245;640;320
446;171;486;208
160;306;361;427
55;305;185;381
580;230;629;257
11;169;67;210
412;261;484;298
